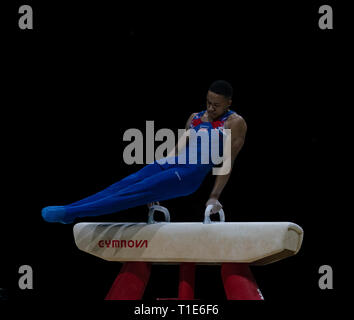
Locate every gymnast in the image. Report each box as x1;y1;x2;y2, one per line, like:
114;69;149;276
42;80;247;224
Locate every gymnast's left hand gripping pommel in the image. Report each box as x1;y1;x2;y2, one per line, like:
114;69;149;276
205;198;223;214
204;200;225;224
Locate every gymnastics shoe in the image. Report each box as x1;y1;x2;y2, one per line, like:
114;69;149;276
41;206;75;224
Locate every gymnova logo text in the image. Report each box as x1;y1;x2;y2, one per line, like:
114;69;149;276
123;121;232;175
98;239;148;248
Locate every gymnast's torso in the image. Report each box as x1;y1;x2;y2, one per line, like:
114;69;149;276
156;109;239;173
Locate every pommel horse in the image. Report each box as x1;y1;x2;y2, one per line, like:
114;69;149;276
73;205;303;300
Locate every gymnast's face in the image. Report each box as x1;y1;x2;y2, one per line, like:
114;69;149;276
206;91;232;120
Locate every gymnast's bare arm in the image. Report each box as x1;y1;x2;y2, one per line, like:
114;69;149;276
206;114;247;210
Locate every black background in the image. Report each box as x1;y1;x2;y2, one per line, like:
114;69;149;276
1;0;349;315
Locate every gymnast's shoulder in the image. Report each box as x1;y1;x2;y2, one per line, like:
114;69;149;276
225;112;247;133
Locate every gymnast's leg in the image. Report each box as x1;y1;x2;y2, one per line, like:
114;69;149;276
42;166;200;224
68;162;164;207
41;162;163;223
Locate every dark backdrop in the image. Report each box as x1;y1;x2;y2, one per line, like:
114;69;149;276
1;0;347;311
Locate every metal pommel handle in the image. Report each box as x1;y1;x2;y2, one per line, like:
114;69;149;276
203;204;225;224
148;205;171;224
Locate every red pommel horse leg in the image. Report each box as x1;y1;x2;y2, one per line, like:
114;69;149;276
105;262;151;300
178;262;196;300
221;263;264;300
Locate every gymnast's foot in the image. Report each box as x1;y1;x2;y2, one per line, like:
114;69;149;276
41;206;75;224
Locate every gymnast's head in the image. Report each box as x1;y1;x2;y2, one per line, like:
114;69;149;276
207;80;233;120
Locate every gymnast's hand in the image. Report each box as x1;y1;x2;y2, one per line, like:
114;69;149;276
147;201;160;208
206;198;223;214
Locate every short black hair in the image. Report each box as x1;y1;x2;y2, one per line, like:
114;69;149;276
209;80;233;99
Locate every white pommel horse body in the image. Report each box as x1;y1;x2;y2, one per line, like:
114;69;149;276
73;205;304;300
